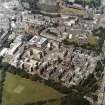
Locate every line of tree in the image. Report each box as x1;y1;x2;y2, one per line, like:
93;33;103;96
75;0;101;8
0;69;6;104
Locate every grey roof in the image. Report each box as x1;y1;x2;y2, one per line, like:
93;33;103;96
39;0;57;5
0;14;10;30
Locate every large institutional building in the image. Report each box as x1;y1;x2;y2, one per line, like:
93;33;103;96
38;0;59;13
0;0;60;14
101;0;105;6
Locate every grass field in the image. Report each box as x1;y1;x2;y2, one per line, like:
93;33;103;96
64;35;97;46
61;7;86;16
2;72;63;105
87;36;97;46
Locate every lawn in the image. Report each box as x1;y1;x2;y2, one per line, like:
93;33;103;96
61;7;86;16
63;35;97;47
87;36;97;46
2;72;63;105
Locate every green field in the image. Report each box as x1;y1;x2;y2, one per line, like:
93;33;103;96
2;72;63;105
64;35;97;47
87;36;97;46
